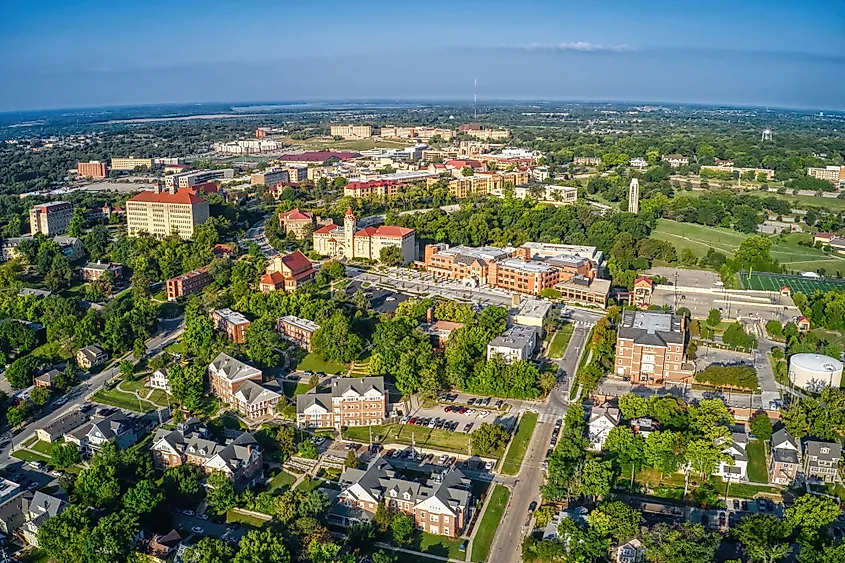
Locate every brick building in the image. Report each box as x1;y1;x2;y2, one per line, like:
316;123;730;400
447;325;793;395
166;266;211;300
80;261;122;282
279;208;317;239
211;308;251;343
126;184;210;239
77;161;107;178
277;315;320;351
615;311;691;384
207;353;281;419
296;376;387;429
29;201;73;236
260;250;315;293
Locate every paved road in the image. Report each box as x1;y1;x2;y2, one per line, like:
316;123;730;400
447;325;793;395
0;316;184;465
242;214;277;257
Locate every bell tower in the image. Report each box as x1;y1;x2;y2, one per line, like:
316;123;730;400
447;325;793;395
343;207;356;260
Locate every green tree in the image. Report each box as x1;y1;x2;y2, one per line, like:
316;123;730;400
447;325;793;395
374;501;394;533
185;537;236;563
168;363;204;412
275;425;297;460
750;413;773;442
123;479;164;515
234;529;290;563
644;430;685;477
37;504;91;563
30;385;50;407
345;449;358;469
297;440;318;459
582;458;614;501
379;245;403;266
206;471;237;514
311;312;362;363
245;315;282;366
785;494;840;543
50;443;81;469
587;500;642;543
643;523;721;563
163;463;203;507
470;422;510;456
345;521;376;553
732;514;792;563
183;299;216;361
618;393;650;419
75;462;121;509
707;308;722;327
390;513;415;545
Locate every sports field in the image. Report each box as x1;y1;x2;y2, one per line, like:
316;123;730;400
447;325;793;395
652;220;845;274
739;271;845;293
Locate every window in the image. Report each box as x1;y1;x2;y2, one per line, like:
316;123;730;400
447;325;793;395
430;514;439;522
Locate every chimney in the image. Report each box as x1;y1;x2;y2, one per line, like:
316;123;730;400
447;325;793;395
426;307;434;324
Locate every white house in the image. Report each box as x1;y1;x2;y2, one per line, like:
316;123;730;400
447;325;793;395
588;406;620;451
715;431;749;482
148;369;172;394
617;539;646;563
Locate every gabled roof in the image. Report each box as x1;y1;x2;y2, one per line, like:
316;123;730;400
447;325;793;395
280;250;313;273
281;208;313;221
260;271;285;287
771;428;797;450
374;225;414;238
209;352;262;382
234;380;281;406
331;377;385;399
314;223;340;235
805;440;842;461
296;391;332;414
589;406;620;425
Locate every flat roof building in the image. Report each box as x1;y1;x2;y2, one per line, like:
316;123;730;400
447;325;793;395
126;185;210;239
29;201;72;236
487;325;538;363
615;311;691;384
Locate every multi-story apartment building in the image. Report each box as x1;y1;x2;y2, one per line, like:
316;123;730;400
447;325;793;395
80;261;122;282
330;124;374;139
151;418;264;488
804;440;841;483
423;244;513;283
486;325;538;363
251;169;288;187
285;166;308;183
77;161;107;178
487;258;561;295
335;459;472;537
443;174;502;198
166;266;211;300
126;185;210;239
615;311;690;384
260;250;315;293
296;376;387;428
211;308;251;344
770;428;801;485
573;156;602;167
110;157;154;170
807;165;845;186
277;315;320;351
164;169;234;188
343;171;438;198
207;353;281;419
510;184;578;205
29;201;72;236
662;154;689;167
313;209;416;264
458;124;510;140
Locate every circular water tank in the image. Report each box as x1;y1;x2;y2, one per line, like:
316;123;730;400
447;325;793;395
788;353;843;392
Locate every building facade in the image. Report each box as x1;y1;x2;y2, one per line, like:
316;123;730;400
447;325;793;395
770;428;800;485
76;345;108;370
277;315;319;351
296;377;387;428
77;161;108;178
260;250;316;293
81;261;122;282
330;124;374;139
313;209;416;264
110;157;154;170
615;311;691;384
126;185;210;239
486;325;538;363
207;353;280;419
211;308;251;344
166;266;212;300
29;201;73;236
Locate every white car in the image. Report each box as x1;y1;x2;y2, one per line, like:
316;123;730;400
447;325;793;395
484;461;495;471
400;416;410;424
191;526;204;534
476;411;489;418
183;510;194;516
438;455;449;464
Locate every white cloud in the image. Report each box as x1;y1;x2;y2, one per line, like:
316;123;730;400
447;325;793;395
523;41;636;53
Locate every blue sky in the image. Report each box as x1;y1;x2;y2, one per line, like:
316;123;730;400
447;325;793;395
1;0;844;111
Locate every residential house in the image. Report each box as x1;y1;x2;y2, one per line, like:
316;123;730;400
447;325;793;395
260;250;315;293
35;409;88;443
0;491;30;538
334;458;472;537
34;368;61;389
20;491;66;547
139;530;182;562
54;236;85;261
617;539;646;563
770;428;800;485
80;261;122;282
588;406;620;451
629;418;656;437
76;345;108;370
277;315;320;351
148;368;172;394
542;506;589;542
151;419;264;489
296;376;387;429
662;154;689;168
65;410;138;455
804;440;842;483
486;325;538;363
716;431;749;482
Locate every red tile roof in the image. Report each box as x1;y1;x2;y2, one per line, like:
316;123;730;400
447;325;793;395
190;181;219;194
634;276;653;286
314;223;338;235
280;250;313;273
281;208;313;221
374;225;414;238
353;226;378;238
129;188;205;205
446;159;482;169
261;272;284;287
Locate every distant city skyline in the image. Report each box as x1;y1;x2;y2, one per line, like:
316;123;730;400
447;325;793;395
1;0;843;112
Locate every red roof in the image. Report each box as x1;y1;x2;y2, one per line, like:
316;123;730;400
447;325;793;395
634;276;653;286
190;181;219;194
278;151;359;163
353;226;379;238
260;272;284;286
129;188;205;205
816;232;834;239
280;250;313;273
446;159;482;169
374;225;414;238
314;223;338;235
281;208;313;221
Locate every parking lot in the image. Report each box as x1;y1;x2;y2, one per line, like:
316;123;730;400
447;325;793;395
689;496;784;532
405;394;513;435
379;447;497;474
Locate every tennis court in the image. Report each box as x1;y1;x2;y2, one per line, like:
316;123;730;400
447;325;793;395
739;271;845;293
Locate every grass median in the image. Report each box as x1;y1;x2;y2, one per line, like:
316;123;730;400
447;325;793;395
471;485;510;563
501;412;538;476
548;323;574;358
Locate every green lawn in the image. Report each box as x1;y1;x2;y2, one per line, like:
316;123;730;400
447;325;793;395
226;510;270;528
716;480;781;500
295;352;346;375
12;449;51;464
31;440;54;455
548;323;574;358
266;470;296;493
471;485;510;563
165;340;185;355
501;412;538;476
746;439;769;484
91;387;154;413
282;380;313;398
412;531;466;560
343;424;478;457
375;550;445;563
652;219;845;274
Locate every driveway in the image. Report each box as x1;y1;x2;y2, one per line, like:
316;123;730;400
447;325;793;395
171;510;248;544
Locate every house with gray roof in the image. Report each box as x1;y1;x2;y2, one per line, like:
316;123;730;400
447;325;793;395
715;431;749;482
296;376;387;429
486;325;538;363
804;440;842;483
64;410;137;454
334;457;472;537
615;310;691;384
770;428;800;485
76;344;108;370
207;352;279;420
21;491;66;546
35;409;88;443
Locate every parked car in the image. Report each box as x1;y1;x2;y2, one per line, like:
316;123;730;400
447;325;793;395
467;398;475;405
719;512;726;527
495;400;504;409
464;423;474;433
385;449;395;457
199;514;209;521
400;416;410;424
485;461;495;471
191;526;204;534
183;510;195;516
409;417;417;425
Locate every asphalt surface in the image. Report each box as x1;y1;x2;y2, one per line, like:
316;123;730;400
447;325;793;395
0;316;184;466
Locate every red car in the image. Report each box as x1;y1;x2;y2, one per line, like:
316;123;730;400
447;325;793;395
409;417;418;425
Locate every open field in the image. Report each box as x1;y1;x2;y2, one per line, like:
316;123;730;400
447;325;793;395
266;470;296;493
746;439;769;484
740;270;845;293
411;532;465;560
91;387;155;413
295;352;346;375
282;380;312;397
548;323;574;358
653;219;845;274
343;424;478;456
471;485;510;563
501;412;538;476
12;449;51;464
